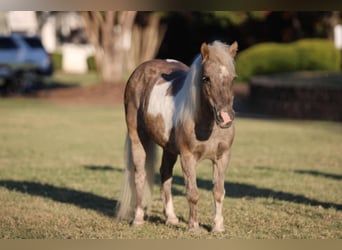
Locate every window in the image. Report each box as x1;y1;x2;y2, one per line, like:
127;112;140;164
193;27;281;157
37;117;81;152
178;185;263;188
22;37;43;48
0;38;18;49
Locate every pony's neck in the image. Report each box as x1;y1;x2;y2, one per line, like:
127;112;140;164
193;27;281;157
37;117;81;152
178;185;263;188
193;77;215;140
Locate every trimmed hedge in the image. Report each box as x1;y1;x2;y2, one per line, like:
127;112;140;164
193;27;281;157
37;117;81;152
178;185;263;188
50;51;63;71
236;39;341;81
87;56;97;72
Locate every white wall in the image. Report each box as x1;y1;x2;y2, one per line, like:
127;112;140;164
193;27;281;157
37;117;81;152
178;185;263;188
6;11;38;35
61;44;94;74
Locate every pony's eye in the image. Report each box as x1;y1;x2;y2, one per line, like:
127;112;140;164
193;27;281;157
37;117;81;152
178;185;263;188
202;76;210;84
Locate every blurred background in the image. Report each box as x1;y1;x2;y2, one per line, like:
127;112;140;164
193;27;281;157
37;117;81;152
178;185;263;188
0;11;341;119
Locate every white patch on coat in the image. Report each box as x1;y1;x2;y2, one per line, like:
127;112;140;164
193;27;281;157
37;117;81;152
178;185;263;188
147;81;175;141
219;65;229;80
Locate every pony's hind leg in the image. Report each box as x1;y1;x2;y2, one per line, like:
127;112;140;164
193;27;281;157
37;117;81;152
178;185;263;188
160;150;178;225
129;134;148;226
126;124;156;226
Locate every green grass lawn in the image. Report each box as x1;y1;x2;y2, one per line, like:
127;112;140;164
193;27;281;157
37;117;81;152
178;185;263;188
40;71;102;89
0;98;341;239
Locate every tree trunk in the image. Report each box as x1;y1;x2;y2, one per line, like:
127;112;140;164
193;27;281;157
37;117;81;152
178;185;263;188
81;11;137;84
109;11;136;83
126;13;167;75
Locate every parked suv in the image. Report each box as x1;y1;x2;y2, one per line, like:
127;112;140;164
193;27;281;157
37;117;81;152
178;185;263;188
0;34;53;94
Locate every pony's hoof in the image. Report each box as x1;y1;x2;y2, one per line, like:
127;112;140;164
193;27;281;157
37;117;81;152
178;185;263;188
212;225;225;233
188;221;204;234
166;217;179;225
132;219;144;227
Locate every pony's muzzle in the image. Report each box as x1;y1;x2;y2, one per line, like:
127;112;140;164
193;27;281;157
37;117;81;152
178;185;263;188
214;108;235;128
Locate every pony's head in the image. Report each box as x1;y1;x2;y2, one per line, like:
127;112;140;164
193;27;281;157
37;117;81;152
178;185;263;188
200;41;238;128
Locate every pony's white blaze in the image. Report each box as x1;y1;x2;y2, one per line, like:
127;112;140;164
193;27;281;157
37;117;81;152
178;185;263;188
147;81;175;140
219;65;229;80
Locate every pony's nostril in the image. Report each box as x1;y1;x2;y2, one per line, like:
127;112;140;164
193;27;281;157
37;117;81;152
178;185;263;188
217;112;224;123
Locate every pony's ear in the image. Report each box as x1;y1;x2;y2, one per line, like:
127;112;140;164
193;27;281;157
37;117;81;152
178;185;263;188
229;41;238;58
200;42;209;63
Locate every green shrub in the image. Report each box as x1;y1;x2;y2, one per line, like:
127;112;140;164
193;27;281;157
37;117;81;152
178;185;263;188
236;39;341;81
50;51;63;71
87;56;97;72
294;39;341;71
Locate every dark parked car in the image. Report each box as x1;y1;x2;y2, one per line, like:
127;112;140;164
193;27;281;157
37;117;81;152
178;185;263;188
0;34;53;94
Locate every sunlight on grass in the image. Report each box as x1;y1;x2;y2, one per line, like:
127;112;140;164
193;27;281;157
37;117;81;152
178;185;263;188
0;98;341;239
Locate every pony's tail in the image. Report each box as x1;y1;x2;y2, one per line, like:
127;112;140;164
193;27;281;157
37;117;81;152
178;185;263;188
116;134;157;221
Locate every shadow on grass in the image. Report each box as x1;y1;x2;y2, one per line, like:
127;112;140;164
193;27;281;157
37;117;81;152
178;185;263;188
170;175;342;211
2;164;339;223
255;166;342;181
294;170;342;181
0;180;117;217
84;165;124;172
84;165;342;211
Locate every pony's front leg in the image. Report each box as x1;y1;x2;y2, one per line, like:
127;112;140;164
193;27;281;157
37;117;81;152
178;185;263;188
212;152;230;232
160;150;178;225
180;154;200;231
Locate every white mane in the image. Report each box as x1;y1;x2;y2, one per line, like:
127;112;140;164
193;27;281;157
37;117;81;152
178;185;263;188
173;55;203;127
